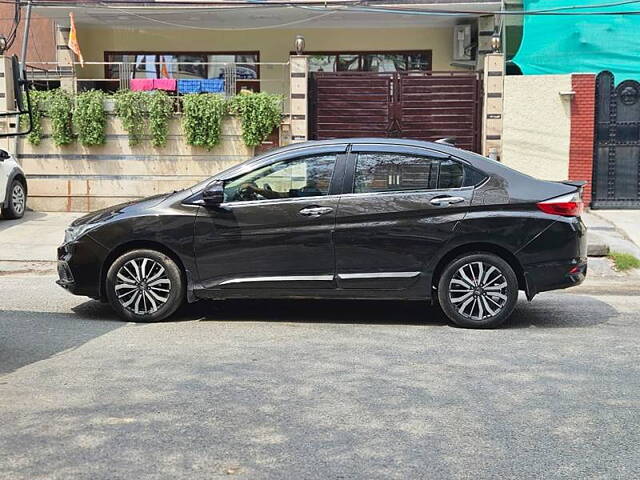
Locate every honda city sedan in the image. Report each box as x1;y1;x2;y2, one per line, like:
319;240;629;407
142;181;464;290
57;139;587;328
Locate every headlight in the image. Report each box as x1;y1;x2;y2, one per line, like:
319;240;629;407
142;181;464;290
63;223;98;244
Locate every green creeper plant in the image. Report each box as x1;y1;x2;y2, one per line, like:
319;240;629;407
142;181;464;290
148;90;174;148
47;89;74;146
114;89;148;146
20;89;45;146
182;93;227;149
73;90;106;146
229;92;282;147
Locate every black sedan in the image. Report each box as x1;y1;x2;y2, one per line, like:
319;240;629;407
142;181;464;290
57;139;587;328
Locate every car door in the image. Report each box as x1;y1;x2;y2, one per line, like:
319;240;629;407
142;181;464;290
193;145;347;294
333;144;477;292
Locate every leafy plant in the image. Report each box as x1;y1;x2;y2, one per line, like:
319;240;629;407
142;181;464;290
229;92;282;147
73;90;106;146
114;90;148;146
47;89;74;146
182;93;227;149
148;90;174;147
20;89;45;146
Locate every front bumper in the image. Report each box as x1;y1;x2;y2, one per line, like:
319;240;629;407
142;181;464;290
56;236;108;299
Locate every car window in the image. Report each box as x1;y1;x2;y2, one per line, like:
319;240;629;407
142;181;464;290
224;154;336;203
354;153;439;194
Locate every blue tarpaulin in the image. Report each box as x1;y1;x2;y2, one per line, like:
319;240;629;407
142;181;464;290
512;0;640;83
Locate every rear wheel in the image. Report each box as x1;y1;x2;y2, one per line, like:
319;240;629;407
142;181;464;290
437;253;518;328
2;179;26;219
106;249;184;322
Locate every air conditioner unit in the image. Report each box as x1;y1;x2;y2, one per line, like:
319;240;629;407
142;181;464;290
453;24;473;61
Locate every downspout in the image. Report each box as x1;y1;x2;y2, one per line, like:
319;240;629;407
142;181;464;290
14;0;32;159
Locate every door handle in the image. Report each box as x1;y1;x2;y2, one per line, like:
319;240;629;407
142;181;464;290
430;196;465;206
299;206;334;217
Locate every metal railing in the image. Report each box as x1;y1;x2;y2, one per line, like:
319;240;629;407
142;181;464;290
25;60;291;112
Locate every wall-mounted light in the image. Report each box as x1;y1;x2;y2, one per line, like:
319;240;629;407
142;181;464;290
490;31;501;53
0;35;7;55
294;35;305;55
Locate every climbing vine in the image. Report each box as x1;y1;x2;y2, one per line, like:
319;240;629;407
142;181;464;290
73;90;107;146
47;89;74;146
148;90;174;147
114;90;148;146
182;93;227;149
229;92;282;147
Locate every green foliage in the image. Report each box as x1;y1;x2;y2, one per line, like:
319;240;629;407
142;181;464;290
73;90;106;146
47;89;74;146
20;90;45;146
182;93;227;149
114;90;148;146
148;90;174;148
608;251;640;271
229;92;282;147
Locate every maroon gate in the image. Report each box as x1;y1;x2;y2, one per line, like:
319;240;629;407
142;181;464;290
309;71;482;153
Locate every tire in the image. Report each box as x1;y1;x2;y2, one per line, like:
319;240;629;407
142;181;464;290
1;179;26;219
106;249;185;322
437;252;518;329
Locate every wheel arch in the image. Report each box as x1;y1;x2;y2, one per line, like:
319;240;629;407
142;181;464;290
3;168;27;208
431;242;527;293
100;239;193;302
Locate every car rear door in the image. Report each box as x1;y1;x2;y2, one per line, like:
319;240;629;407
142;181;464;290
333;143;475;292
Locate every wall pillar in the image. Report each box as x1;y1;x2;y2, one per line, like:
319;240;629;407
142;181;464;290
0;56;16;150
55;24;76;92
568;74;596;206
482;53;504;159
289;55;308;143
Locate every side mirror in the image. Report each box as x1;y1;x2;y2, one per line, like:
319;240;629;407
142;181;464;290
0;149;9;161
202;180;224;206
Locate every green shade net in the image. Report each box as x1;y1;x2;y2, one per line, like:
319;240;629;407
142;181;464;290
512;0;640;83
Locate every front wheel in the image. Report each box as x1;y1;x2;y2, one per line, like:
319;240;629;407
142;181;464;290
437;253;519;329
1;179;26;219
106;249;185;322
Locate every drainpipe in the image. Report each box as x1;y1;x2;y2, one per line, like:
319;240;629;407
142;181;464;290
14;0;32;159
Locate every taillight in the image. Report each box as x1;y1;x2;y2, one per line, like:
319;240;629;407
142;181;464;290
537;192;584;217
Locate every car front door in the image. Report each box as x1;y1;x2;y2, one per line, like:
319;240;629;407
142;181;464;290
193;146;347;294
333;144;478;293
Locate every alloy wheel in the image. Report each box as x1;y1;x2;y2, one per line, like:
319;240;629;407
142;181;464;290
12;183;25;216
115;257;172;315
448;261;508;321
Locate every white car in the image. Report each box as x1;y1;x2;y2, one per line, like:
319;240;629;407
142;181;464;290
0;149;27;219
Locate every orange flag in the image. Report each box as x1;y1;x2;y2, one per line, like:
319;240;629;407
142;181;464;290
68;12;84;67
160;55;169;78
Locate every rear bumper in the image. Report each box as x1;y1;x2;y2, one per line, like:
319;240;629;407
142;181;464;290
524;258;587;299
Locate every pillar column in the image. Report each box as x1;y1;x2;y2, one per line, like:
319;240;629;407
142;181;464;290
289;55;308;143
55;24;76;92
482;53;505;159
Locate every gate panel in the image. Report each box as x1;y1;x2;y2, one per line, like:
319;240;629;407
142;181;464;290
309;71;481;152
593;71;640;209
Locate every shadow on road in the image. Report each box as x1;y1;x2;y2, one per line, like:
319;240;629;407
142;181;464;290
0;210;48;234
0;300;121;376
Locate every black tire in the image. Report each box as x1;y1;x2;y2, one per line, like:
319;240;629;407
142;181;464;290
437;252;518;329
106;249;185;322
1;179;26;219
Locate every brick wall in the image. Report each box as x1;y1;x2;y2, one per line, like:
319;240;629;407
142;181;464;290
569;74;596;205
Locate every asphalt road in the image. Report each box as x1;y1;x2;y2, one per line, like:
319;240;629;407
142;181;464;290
1;275;639;480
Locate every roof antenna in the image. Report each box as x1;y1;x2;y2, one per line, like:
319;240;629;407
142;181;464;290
435;137;456;146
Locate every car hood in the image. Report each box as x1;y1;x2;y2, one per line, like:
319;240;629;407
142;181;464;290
70;192;172;227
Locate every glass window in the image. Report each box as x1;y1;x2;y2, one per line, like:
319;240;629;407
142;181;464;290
438;159;464;189
354;153;439;193
307;51;431;73
224;154;336;203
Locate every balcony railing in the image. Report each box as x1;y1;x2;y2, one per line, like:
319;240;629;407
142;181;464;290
25;60;291;112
